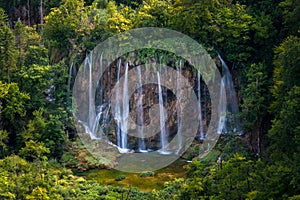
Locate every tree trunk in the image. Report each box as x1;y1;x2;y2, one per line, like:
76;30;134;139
40;0;43;27
27;0;30;26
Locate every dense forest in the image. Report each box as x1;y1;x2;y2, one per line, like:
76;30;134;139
0;0;299;199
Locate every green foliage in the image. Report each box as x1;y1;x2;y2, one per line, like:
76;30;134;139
268;86;300;195
178;154;255;199
279;0;300;36
134;0;172;27
43;0;92;62
241;63;269;154
0;8;17;82
105;1;134;35
19;140;50;161
22;109;46;142
115;174;126;181
13;20;42;67
269;86;300;156
272;36;300;112
220;135;251;161
20;108;66;159
19;64;51;110
0;155;150;200
242;63;268;131
42;114;66;158
140;171;155;177
268;38;300;194
24;45;49;67
0;130;8;158
171;0;254;63
215;155;254;199
0;81;29;134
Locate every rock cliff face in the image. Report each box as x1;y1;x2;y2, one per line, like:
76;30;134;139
80;58;212;151
73;52;245;155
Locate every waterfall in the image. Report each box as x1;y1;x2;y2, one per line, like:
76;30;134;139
67;63;73;95
163;66;169;144
120;62;129;151
98;53;103;107
217;78;226;133
103;103;111;139
115;59;122;147
137;65;147;152
157;72;169;154
91;105;105;139
87;54;98;139
176;60;182;153
114;60;129;152
218;55;241;134
106;58;111;139
76;53;99;139
197;69;205;140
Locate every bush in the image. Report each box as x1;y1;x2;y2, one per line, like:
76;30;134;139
115;175;126;181
140;171;155;177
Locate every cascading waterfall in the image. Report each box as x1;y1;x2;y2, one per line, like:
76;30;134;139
197;69;205;140
77;53;100;139
76;53;241;154
105;58;111;139
103;103;111;139
87;54;98;139
115;59;122;148
157;72;169;154
91;53;105;139
217;78;226;133
218;55;241;134
176;60;182;153
98;53;103;107
91;105;104;139
163;66;169;143
137;65;147;152
114;61;130;152
67;63;73;95
120;62;129;151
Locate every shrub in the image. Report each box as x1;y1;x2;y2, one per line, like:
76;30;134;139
115;175;126;181
140;171;155;177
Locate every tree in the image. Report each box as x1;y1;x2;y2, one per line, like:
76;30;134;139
43;0;91;63
266;35;300;197
13;19;44;67
279;0;300;36
42;114;66;158
104;1;134;35
171;0;254;63
269;36;300;156
19;140;50;161
0;81;29;153
21;109;46;143
134;0;172;28
20;108;66;159
0;155;32;199
271;36;300;109
18;64;51;111
0;8;17;82
214;155;254;199
241;63;268;154
268;86;300;195
0;130;8;158
0;81;29;133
